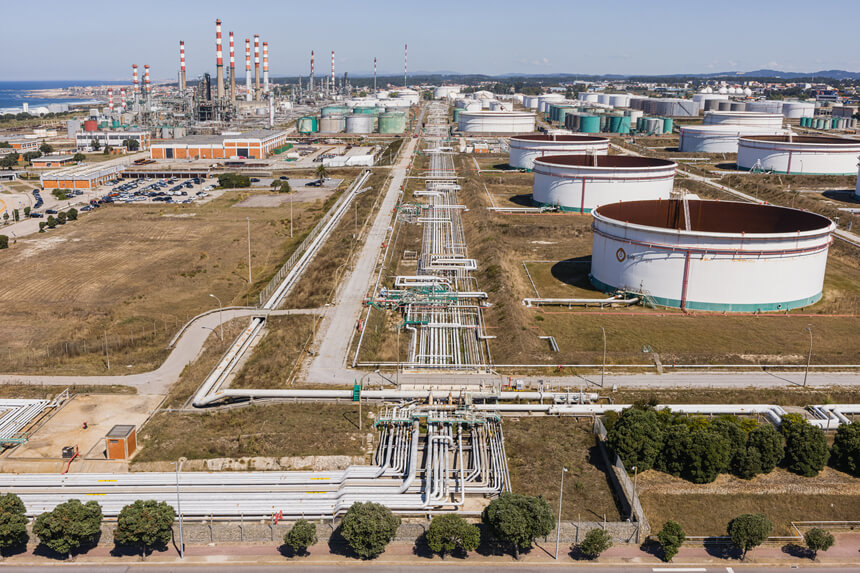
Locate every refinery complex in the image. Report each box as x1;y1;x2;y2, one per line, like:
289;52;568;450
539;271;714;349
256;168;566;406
0;5;858;569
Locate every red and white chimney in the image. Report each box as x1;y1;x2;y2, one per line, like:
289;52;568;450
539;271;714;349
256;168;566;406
144;64;151;96
179;41;186;93
310;50;315;93
215;19;224;99
263;42;269;94
120;87;126;110
229;31;236;101
404;43;407;88
254;35;260;99
330;50;335;95
245;38;252;102
108;88;113;112
132;64;139;97
373;57;377;93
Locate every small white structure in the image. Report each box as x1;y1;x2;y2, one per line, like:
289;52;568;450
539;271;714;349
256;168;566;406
532;155;675;213
458;111;535;134
509;134;609;170
590;199;835;312
679;124;786;153
737;135;860;175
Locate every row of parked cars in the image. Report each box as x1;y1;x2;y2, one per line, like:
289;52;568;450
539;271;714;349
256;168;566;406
107;177;214;205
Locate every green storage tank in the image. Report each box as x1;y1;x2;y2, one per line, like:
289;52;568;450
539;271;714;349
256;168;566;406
452;108;462;122
608;115;623;133
579;115;600;133
831;118;839;129
321;105;349;117
662;117;673;134
354;106;379;115
297;116;318;134
378;112;407;134
619;115;631;134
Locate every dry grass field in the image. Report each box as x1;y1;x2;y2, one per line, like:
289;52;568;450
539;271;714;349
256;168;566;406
230;314;317;389
0;176;354;376
504;417;622;521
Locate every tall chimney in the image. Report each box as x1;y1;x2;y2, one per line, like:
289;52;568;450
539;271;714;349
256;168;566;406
263;42;269;94
254;35;260;100
229;32;236;101
245;38;252;102
144;65;151;97
373;57;377;93
120;87;126;110
108;88;113;112
404;43;407;88
310;50;314;94
132;64;139;98
179;41;186;94
330;50;335;96
215;19;225;99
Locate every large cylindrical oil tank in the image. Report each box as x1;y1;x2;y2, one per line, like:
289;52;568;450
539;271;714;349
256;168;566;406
508;134;609;170
737;135;860;175
318;115;346;133
579;115;600;133
490;101;513;111
578;92;599;104
781;101;816;119
532;155;676;213
345;114;374;134
590;199;836;312
457;111;535;133
703;111;783;129
746;100;784;114
378;112;407;134
83;119;98;132
353;106;380;115
522;95;540;109
296;116;318;134
609;94;631;108
679;125;786;153
321;105;349;117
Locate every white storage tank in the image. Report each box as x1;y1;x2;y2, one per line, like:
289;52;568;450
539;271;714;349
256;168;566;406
345;114;374;134
508;134;610;170
737;135;860;175
703;111;784;129
856;160;860;199
746;100;784;114
523;95;540;109
781;101;816;119
434;86;460;99
489;101;513;111
318;115;346;133
532;155;676;213
578;92;599;104
609;94;631;108
458;111;536;134
537;93;564;113
590;199;836;312
679;124;787;153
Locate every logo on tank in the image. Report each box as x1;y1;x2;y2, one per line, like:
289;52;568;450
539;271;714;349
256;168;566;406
615;248;626;262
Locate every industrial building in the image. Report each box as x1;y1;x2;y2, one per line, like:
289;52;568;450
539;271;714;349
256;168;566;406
149;129;290;160
40;161;128;190
457;110;535;134
30;155;76;168
508;134;609;170
531;155;676;213
76;130;150;151
590;199;835;312
737;135;860;175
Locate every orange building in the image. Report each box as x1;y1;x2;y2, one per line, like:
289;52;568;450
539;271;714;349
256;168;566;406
30;155;76;168
40;160;127;190
150;129;290;160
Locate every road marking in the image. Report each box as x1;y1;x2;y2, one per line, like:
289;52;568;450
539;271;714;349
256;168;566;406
727;568;734;573
651;569;706;572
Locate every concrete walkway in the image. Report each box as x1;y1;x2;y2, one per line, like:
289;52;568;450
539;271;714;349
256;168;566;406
0;307;321;395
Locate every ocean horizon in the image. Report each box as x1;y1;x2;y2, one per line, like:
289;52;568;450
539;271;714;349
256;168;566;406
0;80;129;113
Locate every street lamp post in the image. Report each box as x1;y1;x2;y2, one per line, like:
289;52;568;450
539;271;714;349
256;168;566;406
175;457;186;558
555;466;568;559
631;465;638;521
804;325;813;387
246;216;252;284
600;326;606;388
103;328;110;371
209;294;224;342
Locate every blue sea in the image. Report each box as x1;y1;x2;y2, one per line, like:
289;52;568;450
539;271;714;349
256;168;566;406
0;80;128;113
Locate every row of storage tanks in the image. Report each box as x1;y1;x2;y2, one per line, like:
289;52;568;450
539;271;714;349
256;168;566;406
297;105;407;134
545;103;674;135
505;134;841;312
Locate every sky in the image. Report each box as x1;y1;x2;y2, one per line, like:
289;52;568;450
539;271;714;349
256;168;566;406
1;0;858;81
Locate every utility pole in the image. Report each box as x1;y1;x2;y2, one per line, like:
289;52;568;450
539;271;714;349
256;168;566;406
290;194;293;238
103;328;110;370
175;457;186;558
600;326;606;388
246;216;252;284
555;466;568;559
209;293;224;341
804;324;813;387
631;466;639;521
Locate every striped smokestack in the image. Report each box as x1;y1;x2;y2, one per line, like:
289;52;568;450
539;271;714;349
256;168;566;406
215;19;224;99
229;32;236;101
120;87;126;110
373;57;377;93
404;43;407;88
108;88;113;112
132;64;139;97
144;65;150;97
310;50;314;94
179;41;186;93
263;42;269;94
245;38;252;102
254;35;260;100
331;50;335;95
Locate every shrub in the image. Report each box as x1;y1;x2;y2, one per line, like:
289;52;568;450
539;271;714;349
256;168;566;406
482;493;554;559
217;173;251;188
0;235;8;250
656;520;685;562
283;519;317;556
804;527;834;559
33;499;103;559
781;417;828;477
727;513;772;559
425;514;479;558
830;423;860;477
0;493;28;550
114;500;175;559
606;407;663;472
340;502;400;559
578;528;612;559
67;208;78;221
684;429;730;484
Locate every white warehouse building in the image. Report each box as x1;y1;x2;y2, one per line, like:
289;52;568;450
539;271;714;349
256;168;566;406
590;199;836;312
457;111;535;134
508;134;609;170
737;135;860;175
532;155;676;213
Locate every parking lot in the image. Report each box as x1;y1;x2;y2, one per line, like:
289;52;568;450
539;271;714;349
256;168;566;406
94;176;219;209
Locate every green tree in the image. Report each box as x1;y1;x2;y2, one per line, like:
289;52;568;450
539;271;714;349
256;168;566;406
607;407;664;472
67;208;78;221
38;221;45;233
114;500;175;559
0;153;19;169
655;424;690;477
425;514;480;559
122;138;140;151
73;153;86;163
656;520;685;562
283;519;317;556
0;141;10;148
2;212;7;225
277;180;291;193
57;212;67;225
315;163;328;180
737;424;784;479
90;139;100;151
578;528;612;559
684;429;730;484
103;145;110;155
727;513;772;560
781;417;829;477
39;142;54;154
482;493;554;559
0;493;28;551
23;206;30;217
46;215;57;229
33;499;103;559
830;423;860;477
340;502;400;559
12;208;19;222
22;151;42;164
216;173;251;188
803;527;834;559
710;417;748;469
